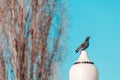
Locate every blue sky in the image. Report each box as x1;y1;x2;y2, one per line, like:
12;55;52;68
60;0;120;80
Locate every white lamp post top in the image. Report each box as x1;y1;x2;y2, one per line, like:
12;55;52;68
74;50;94;64
78;50;91;61
69;50;99;80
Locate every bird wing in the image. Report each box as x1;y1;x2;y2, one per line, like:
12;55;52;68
75;41;89;53
80;41;89;50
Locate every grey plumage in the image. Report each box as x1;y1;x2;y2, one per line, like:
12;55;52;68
75;36;90;53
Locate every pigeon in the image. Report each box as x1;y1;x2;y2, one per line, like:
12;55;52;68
75;36;90;53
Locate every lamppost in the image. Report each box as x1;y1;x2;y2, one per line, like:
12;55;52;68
69;50;99;80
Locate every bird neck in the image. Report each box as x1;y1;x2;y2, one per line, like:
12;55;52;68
85;38;89;41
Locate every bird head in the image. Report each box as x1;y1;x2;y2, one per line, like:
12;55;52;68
87;36;90;39
85;36;90;41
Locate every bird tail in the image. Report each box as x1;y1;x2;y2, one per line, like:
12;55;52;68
75;47;81;53
75;49;79;53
